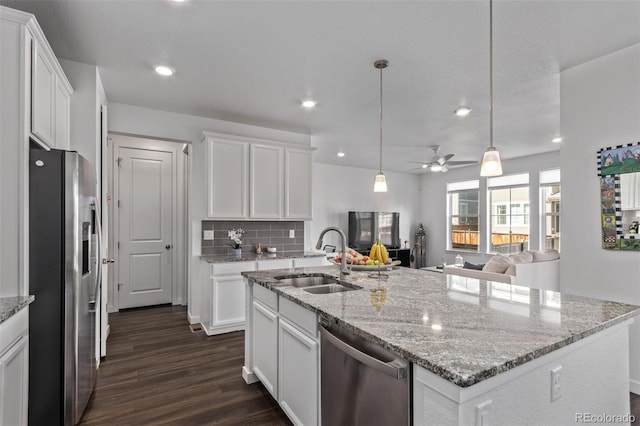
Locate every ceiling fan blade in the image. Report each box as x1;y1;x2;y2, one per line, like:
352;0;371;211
404;161;433;165
440;153;455;164
445;160;479;166
441;165;449;173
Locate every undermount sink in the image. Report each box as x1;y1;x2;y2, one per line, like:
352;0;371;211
274;275;361;294
275;275;338;288
302;283;356;294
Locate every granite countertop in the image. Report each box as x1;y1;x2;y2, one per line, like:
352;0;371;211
200;250;325;263
0;295;35;324
242;266;640;388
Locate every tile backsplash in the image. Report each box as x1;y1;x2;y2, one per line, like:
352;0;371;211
201;220;305;255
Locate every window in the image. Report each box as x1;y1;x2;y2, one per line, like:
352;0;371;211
488;173;530;254
447;180;479;251
540;169;561;251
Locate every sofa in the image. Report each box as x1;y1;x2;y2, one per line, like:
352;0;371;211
443;250;560;291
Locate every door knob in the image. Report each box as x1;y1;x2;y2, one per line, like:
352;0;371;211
102;258;116;264
165;244;173;249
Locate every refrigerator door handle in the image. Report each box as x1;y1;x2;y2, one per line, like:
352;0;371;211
89;200;102;312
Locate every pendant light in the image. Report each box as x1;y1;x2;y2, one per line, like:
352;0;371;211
373;59;389;192
480;0;503;177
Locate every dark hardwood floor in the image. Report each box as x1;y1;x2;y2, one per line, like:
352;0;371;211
80;305;640;425
79;305;290;426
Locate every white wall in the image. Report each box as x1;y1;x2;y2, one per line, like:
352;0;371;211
560;43;640;392
419;151;560;267
310;163;421;251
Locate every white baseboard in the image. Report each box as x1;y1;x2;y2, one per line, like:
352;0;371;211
630;379;640;395
187;311;200;325
242;366;258;384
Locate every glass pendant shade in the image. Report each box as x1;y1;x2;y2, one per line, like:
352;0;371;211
373;172;388;192
480;147;503;176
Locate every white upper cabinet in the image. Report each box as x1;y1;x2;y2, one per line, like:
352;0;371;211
54;77;70;150
31;40;56;147
206;137;248;219
203;132;314;220
284;148;313;219
250;144;283;219
31;37;72;150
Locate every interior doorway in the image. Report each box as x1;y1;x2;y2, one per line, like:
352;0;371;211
107;133;188;312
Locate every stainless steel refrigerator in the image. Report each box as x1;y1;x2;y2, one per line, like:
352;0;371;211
29;148;100;426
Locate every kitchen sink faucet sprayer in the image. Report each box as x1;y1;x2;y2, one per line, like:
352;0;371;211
316;227;351;279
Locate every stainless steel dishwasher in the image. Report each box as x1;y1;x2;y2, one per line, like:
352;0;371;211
320;324;410;426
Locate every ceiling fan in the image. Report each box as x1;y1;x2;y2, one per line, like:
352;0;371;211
406;145;478;173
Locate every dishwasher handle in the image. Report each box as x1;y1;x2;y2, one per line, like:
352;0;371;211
320;326;407;379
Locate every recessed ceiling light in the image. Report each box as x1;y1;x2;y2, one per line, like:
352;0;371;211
421;164;428;169
171;0;186;2
454;107;472;117
552;137;563;143
337;151;345;158
301;99;317;109
431;324;442;331
154;65;175;76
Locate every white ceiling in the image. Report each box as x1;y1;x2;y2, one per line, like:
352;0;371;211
2;0;639;173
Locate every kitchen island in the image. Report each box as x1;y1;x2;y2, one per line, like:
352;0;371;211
242;265;640;425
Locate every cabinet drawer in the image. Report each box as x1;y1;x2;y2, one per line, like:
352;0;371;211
211;261;256;276
256;259;292;271
279;296;317;338
0;307;28;355
254;284;278;311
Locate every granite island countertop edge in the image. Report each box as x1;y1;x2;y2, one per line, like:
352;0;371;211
241;266;640;388
0;295;35;325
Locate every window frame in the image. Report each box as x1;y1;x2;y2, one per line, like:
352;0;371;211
540;169;561;252
447;180;480;252
487;173;531;254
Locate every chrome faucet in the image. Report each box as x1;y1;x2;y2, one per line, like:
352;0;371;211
316;227;351;279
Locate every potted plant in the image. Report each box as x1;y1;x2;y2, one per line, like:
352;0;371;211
227;228;245;257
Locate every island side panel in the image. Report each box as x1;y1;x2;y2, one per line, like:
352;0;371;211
242;278;258;384
414;320;632;426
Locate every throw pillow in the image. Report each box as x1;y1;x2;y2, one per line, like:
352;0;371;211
482;254;514;274
527;249;560;262
463;261;485;270
505;264;517;276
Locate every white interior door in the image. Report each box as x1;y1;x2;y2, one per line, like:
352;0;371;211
117;145;173;309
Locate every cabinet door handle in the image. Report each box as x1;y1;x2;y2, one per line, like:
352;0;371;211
165;244;173;249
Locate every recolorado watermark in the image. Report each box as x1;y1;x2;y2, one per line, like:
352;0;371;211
575;413;635;423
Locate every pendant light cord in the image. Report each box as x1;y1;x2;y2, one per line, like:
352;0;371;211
379;64;383;173
489;0;494;150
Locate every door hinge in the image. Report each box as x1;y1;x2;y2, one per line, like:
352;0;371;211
117;200;121;208
117;241;120;249
117;157;123;167
117;283;123;291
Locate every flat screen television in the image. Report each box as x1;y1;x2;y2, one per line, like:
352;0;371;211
348;211;400;250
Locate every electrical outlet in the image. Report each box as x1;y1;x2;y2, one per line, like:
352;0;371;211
551;366;562;402
475;400;492;426
203;230;214;240
289;229;295;238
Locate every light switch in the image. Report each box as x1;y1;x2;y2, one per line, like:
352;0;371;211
289;229;295;238
203;230;214;240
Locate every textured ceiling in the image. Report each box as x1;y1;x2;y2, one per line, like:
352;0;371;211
2;0;639;173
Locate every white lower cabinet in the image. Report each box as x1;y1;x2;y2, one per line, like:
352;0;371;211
278;317;318;426
202;261;256;335
245;281;320;426
0;308;29;426
252;299;279;398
